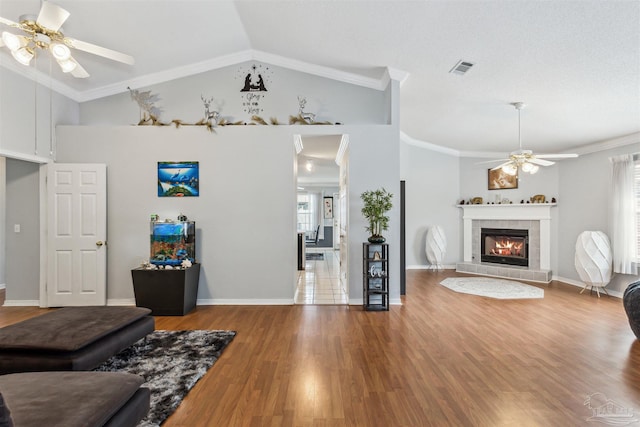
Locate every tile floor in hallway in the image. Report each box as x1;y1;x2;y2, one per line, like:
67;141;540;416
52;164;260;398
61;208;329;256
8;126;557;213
295;248;348;304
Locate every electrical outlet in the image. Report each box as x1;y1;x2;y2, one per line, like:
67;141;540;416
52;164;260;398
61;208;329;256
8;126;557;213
14;224;20;233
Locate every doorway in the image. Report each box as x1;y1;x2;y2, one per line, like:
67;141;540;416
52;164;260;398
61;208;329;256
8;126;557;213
294;135;348;304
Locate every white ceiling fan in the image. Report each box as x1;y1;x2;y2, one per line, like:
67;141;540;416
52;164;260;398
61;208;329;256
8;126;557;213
480;102;578;175
0;1;134;78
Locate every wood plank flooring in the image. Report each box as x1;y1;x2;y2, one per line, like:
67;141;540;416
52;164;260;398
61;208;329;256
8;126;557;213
1;270;639;426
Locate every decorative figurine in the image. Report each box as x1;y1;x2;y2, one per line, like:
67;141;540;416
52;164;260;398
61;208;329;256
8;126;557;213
201;95;220;126
297;96;315;123
128;86;162;123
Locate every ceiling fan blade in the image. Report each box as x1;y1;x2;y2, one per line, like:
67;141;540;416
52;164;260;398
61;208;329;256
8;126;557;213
490;161;513;171
535;153;579;159
0;15;21;28
70;60;89;78
475;158;509;165
528;158;555;166
36;1;70;32
66;37;135;65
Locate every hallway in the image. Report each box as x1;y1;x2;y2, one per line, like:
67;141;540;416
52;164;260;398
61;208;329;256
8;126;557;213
294;248;347;304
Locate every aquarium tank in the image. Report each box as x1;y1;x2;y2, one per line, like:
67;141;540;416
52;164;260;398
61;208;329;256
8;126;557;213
150;221;196;266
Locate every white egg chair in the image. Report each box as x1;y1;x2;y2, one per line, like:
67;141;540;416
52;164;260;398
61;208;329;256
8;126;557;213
575;231;613;297
425;225;446;270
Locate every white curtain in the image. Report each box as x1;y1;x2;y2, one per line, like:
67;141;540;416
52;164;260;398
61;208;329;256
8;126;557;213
610;154;638;274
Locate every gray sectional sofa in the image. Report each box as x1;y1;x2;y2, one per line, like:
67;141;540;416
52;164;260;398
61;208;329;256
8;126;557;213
0;306;156;426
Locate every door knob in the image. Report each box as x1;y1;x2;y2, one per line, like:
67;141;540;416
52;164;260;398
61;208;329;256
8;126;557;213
96;241;104;247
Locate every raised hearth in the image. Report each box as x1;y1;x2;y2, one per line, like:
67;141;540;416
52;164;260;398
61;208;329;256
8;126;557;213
456;204;555;283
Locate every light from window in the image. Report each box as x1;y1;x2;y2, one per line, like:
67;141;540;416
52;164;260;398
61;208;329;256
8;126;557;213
297;194;313;233
635;157;640;262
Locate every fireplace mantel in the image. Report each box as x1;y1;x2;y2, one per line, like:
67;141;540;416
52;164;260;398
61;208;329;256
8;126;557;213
458;203;556;272
458;203;556;220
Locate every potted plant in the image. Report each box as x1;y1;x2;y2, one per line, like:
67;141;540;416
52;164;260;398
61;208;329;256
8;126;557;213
361;187;393;243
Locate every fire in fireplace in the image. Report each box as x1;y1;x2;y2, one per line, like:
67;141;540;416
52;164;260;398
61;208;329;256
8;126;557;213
480;228;529;267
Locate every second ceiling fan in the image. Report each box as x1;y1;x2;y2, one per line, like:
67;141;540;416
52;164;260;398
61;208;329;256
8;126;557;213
482;102;578;175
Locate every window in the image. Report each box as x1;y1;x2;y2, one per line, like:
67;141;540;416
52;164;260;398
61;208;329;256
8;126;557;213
635;155;640;262
297;194;313;233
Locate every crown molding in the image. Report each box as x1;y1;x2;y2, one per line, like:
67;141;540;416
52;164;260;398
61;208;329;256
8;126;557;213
382;67;410;88
400;131;461;157
0;59;82;100
76;50;255;102
401;130;640;159
76;49;387;102
0;147;51;164
4;48;389;103
252;50;384;91
570;132;640;155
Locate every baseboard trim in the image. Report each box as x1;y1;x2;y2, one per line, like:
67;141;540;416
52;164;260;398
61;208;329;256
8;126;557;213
107;299;136;306
4;300;40;307
407;264;456;270
553;275;623;299
197;298;295;305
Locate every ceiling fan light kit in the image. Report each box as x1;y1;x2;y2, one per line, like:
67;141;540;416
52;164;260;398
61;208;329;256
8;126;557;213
480;102;578;176
0;1;134;78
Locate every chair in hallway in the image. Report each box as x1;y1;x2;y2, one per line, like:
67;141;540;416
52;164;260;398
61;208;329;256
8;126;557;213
305;225;320;247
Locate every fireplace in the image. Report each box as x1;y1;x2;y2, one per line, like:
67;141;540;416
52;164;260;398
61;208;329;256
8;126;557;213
481;228;529;267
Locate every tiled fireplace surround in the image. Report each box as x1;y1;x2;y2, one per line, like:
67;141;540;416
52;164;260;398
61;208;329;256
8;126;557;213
456;204;554;283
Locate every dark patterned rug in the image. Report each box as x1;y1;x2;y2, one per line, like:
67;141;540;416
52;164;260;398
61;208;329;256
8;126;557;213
94;330;236;427
306;252;324;260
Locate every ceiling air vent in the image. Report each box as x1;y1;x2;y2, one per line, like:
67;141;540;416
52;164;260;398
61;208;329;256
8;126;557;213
449;60;474;75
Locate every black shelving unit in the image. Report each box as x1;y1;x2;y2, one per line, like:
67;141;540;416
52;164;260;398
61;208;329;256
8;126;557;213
363;243;389;311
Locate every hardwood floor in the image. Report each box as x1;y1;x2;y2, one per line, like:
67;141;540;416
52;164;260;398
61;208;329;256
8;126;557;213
1;270;639;426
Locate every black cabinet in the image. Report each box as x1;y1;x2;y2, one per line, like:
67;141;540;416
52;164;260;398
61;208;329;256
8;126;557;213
131;263;200;315
363;243;389;311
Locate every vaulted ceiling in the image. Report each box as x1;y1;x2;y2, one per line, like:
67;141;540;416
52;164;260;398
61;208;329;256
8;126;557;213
1;1;638;156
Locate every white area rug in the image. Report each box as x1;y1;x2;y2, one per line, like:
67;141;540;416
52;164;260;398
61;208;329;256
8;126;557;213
440;277;544;299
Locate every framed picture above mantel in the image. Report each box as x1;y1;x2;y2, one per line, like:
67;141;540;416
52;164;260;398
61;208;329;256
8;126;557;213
488;168;518;190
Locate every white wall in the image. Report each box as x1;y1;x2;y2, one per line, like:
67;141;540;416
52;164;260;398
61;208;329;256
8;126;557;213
55;124;400;305
557;142;640;294
5;159;40;302
400;141;461;268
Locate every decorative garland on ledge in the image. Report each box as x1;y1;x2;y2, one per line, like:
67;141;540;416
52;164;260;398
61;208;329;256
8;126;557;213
136;114;334;132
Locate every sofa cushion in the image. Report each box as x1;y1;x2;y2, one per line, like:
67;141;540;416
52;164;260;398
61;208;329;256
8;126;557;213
0;393;13;427
0;372;145;427
0;307;151;352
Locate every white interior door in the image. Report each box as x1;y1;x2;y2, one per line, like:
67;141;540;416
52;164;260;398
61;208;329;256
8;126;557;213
47;163;107;306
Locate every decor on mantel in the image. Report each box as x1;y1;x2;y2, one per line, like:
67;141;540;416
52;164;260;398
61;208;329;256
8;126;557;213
458;196;556;206
574;231;613;297
361;188;393;243
425;225;446;270
477;102;578;175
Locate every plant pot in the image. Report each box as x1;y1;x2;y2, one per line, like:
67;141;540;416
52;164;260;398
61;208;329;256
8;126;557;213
368;235;386;243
